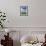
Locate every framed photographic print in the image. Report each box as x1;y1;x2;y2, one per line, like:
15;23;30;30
20;6;28;16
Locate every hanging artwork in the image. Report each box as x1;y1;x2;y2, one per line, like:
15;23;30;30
20;6;28;16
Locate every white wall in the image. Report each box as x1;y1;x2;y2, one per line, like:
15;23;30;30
0;1;46;46
0;0;46;27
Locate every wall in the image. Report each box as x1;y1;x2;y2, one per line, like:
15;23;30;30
0;0;46;27
0;0;46;46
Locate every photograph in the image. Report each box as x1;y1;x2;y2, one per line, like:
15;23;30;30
20;6;28;16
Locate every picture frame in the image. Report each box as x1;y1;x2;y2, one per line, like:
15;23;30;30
20;6;28;16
